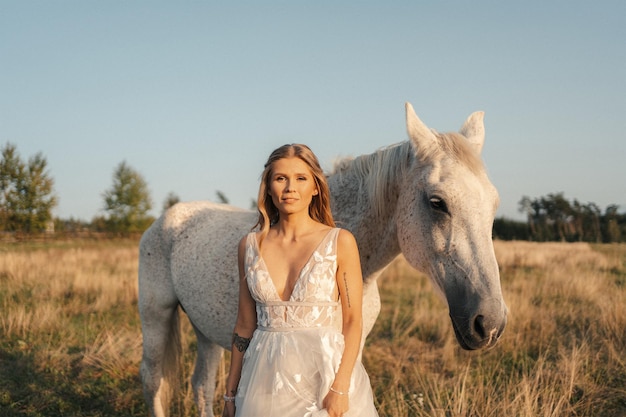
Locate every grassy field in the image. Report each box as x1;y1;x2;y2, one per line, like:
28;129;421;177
0;238;624;416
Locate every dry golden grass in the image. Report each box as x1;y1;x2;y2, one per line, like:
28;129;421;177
0;240;145;416
0;239;624;416
365;241;626;417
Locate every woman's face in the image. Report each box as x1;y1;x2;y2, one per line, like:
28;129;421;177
268;157;319;216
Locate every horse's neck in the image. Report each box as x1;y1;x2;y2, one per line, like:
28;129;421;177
329;168;402;282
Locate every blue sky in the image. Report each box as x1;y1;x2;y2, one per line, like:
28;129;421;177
1;1;624;221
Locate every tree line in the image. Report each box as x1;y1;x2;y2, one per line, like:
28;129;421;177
493;193;626;243
2;143;625;241
0;143;172;235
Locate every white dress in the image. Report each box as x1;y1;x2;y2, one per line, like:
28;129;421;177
235;228;378;417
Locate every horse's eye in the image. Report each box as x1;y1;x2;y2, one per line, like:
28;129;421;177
430;197;448;214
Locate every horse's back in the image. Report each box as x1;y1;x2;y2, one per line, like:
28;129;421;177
140;201;257;348
140;200;254;273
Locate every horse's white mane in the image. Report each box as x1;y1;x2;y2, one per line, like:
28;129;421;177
331;142;411;217
330;133;484;218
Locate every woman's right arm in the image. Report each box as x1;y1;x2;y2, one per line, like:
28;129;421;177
223;236;258;417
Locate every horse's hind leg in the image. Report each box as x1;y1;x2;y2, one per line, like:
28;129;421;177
191;326;224;417
139;226;182;417
140;302;182;417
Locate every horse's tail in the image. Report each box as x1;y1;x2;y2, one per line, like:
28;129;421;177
160;304;183;415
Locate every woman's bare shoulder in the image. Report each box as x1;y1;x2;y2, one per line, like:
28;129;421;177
336;228;358;251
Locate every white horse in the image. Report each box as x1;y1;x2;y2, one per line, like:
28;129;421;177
138;103;508;417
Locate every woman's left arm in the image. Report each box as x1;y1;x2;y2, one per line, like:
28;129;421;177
323;229;364;416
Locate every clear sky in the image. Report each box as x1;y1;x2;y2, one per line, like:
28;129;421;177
1;1;624;221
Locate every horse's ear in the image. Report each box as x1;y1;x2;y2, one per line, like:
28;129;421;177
459;111;485;154
405;102;438;155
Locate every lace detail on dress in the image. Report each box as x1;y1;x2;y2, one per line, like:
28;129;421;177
256;301;338;330
245;229;340;329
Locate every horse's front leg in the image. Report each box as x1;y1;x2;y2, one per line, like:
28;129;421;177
192;326;224;417
361;278;382;355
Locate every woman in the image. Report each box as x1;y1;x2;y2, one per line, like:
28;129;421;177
223;144;378;417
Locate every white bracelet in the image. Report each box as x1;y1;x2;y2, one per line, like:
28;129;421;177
223;394;236;402
329;386;346;395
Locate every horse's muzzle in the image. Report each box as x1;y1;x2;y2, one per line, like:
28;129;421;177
450;308;507;350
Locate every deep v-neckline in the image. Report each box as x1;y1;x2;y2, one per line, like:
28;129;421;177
254;229;334;302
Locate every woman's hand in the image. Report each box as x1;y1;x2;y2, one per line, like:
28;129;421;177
222;401;236;417
322;389;349;417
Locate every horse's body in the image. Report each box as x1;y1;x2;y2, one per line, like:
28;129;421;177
139;103;508;417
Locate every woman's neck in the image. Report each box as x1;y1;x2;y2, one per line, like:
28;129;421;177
271;214;324;241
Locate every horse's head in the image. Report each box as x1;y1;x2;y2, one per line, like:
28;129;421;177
396;102;507;350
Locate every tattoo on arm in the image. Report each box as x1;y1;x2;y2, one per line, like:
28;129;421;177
232;332;251;352
343;272;351;308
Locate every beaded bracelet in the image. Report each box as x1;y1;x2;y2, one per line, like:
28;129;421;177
329;386;346;396
223;394;236;402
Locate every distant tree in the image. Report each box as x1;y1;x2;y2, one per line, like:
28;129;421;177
602;205;622;243
518;196;535;236
580;202;601;242
90;215;108;232
492;217;530;240
0;143;21;229
54;216;89;234
102;161;153;233
519;193;625;243
530;193;568;241
0;143;57;232
216;190;229;204
163;191;180;213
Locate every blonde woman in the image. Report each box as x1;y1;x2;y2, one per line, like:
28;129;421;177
223;144;378;417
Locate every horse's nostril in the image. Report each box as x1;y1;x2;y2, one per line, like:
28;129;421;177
474;315;487;339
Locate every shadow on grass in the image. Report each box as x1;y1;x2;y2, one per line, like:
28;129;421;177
0;343;146;417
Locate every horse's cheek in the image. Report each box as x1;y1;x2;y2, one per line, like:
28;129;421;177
396;213;429;272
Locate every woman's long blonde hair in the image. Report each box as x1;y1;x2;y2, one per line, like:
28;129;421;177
254;144;335;245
